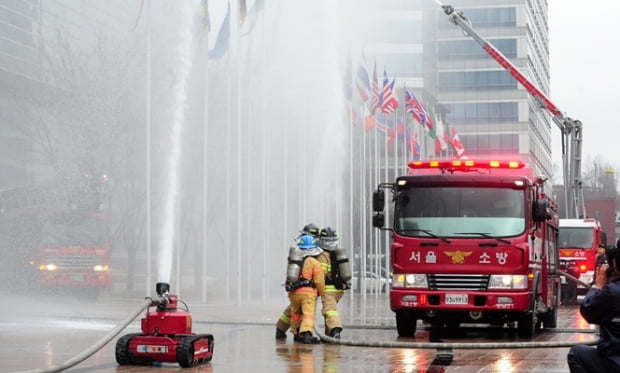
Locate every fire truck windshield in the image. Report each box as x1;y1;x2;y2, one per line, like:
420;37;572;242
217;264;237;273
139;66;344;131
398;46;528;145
40;214;106;245
559;228;594;249
394;186;525;238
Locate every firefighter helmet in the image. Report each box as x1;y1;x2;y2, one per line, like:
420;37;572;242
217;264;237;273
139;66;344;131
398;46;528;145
319;227;338;249
298;234;318;249
301;223;320;237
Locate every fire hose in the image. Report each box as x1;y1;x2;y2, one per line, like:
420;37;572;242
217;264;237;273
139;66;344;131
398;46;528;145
14;298;154;373
314;269;597;349
315;327;598;349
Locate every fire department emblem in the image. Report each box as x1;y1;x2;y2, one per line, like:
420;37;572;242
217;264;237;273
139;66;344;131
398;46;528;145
445;251;473;264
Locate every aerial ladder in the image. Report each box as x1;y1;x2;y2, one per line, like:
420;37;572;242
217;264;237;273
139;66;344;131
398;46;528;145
439;4;584;219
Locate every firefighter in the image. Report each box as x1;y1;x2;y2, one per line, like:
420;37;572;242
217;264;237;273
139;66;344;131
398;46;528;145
276;224;320;339
316;226;350;339
567;246;620;372
288;234;325;344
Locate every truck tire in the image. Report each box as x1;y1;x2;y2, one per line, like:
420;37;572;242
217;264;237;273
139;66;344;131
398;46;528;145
517;312;536;339
542;305;557;329
395;310;417;337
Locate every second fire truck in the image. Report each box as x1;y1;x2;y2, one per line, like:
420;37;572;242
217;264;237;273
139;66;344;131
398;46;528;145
559;218;606;295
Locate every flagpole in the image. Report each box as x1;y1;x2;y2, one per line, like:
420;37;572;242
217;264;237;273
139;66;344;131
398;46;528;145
361;103;367;296
145;0;152;296
201;1;210;303
373;111;379;294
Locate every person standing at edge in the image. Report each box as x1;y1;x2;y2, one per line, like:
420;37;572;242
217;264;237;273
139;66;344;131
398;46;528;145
276;224;321;339
567;244;620;372
287;234;325;344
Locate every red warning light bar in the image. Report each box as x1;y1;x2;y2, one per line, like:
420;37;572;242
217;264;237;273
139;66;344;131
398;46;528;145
408;159;525;170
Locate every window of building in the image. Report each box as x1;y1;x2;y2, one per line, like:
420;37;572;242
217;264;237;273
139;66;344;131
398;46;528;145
445;102;518;124
438;70;518;91
439;7;516;28
364;20;423;43
459;134;519;154
438;39;516;60
375;54;423;77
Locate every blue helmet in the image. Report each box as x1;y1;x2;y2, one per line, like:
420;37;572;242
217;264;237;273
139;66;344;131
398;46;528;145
298;234;318;249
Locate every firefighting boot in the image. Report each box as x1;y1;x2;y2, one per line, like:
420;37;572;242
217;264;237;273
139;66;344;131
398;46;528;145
300;331;320;344
276;328;287;339
329;327;342;339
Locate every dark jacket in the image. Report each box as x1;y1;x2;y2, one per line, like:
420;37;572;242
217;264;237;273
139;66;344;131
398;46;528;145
580;276;620;365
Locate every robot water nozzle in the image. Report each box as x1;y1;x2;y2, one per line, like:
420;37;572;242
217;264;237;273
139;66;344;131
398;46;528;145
156;282;170;296
147;282;171;307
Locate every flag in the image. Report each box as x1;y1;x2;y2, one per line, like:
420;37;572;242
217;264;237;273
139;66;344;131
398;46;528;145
208;2;230;59
428;108;447;153
386;127;396;150
452;127;465;156
442;121;453;149
239;0;247;27
396;122;406;140
369;61;380;114
240;0;264;36
404;88;433;131
380;68;399;114
197;0;211;35
411;131;421;160
343;48;353;101
355;53;371;103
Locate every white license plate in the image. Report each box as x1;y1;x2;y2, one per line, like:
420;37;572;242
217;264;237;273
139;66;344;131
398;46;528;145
70;274;84;282
446;294;468;304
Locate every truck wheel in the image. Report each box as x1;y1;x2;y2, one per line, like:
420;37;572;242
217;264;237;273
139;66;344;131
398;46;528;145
395;311;417;337
542;306;557;329
517;312;536;339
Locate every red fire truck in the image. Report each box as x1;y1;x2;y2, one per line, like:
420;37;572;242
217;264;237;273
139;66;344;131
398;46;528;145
559;218;605;295
0;176;110;296
373;159;560;338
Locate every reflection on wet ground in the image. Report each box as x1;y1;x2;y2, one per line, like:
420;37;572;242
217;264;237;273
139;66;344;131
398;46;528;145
1;292;594;373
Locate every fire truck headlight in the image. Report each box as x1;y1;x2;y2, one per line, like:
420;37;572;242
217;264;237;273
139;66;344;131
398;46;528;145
393;274;428;288
40;264;57;271
93;265;109;272
489;275;527;289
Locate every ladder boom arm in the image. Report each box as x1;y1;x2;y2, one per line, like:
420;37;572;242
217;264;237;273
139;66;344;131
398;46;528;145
443;5;564;125
441;4;585;219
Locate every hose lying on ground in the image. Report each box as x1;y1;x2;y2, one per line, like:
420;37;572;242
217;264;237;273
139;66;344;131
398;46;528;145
14;298;153;373
314;326;599;349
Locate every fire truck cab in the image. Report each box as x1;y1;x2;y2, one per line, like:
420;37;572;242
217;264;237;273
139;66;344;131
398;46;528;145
559;218;605;296
373;159;560;339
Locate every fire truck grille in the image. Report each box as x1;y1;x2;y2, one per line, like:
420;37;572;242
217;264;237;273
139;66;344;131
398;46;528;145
47;256;102;268
427;274;490;291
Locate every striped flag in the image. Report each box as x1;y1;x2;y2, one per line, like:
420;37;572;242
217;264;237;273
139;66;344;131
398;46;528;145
355;53;371;103
380;68;399;114
369;61;380;114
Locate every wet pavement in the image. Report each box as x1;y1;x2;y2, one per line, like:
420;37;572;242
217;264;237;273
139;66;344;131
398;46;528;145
1;292;598;373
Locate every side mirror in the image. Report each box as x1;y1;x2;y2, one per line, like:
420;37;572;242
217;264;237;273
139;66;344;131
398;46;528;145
373;189;385;212
373;213;385;228
532;199;548;222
